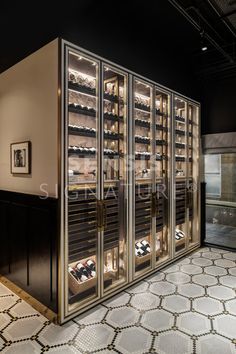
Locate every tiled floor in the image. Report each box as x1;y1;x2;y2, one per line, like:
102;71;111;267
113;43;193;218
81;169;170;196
0;247;236;354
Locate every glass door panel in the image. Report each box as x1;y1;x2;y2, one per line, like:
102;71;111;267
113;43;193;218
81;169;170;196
188;103;199;246
174;96;187;253
67;50;99;312
102;65;128;292
134;79;153;275
155;89;170;264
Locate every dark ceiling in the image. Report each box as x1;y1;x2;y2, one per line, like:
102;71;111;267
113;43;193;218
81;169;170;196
0;0;235;86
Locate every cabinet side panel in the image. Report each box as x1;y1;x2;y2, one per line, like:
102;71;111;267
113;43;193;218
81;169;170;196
0;39;59;197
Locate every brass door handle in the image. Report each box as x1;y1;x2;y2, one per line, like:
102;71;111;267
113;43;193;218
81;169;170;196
151;192;157;218
97;200;103;231
102;200;107;230
96;200;107;231
186;188;192;208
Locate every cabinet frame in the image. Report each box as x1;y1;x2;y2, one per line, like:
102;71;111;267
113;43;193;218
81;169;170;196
59;39;201;324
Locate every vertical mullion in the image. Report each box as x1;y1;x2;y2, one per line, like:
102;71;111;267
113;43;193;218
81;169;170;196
99;63;104;298
63;46;69;320
186;102;190;250
152;86;156;269
128;74;134;282
170;94;175;259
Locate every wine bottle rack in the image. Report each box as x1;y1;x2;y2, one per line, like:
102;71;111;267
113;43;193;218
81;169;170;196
68;103;96;117
68;81;96;96
135;103;150;112
68;188;120;261
176;181;186;226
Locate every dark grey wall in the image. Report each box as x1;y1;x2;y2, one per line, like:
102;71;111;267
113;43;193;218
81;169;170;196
201;77;236;135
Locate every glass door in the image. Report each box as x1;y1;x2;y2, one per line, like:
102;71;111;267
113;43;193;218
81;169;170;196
205;153;236;249
187;103;200;247
133;78;153;276
66;50;100;313
155;88;171;264
102;65;128;293
174;96;188;253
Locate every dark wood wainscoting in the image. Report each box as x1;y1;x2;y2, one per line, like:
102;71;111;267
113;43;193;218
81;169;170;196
0;190;58;312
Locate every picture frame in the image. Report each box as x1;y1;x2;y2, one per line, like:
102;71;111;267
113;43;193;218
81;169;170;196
10;141;31;174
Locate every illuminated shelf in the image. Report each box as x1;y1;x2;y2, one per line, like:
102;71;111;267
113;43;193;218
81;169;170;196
69;103;96;117
68;126;122;140
135;103;150;112
68;81;96;96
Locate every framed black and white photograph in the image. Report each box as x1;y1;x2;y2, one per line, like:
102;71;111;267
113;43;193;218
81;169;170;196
10;141;31;174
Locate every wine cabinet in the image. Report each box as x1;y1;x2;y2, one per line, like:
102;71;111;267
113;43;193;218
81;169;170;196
60;40;200;323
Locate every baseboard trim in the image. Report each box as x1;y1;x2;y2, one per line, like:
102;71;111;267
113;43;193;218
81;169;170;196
0;275;58;324
204;242;236;252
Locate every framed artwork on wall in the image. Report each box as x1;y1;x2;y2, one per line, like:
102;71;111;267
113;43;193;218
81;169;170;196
10;141;31;174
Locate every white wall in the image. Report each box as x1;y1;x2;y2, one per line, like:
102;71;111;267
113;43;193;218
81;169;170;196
0;39;59;197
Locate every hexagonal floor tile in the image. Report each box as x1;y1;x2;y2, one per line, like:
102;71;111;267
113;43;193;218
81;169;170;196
193;297;223;316
192;258;213;267
220;275;236;288
74;305;107;325
202;251;221;260
190;251;202;258
0;296;18;311
130;292;159;311
115;327;152;354
2;340;42;354
0;337;4;352
146;272;165;283
44;346;80;353
75;323;114;352
39;321;79;346
177;257;191;265
225;299;236;316
164;264;179;273
103;292;130;308
0;313;11;331
106;307;139;327
208;285;235;300
154;330;192;354
177;312;211;335
204;265;228;276
214;259;235;268
192;274;218;286
180;264;202;275
196;334;235;354
9;300;39;318
210;248;225;253
229;267;236;276
0;284;13;296
223;253;236;261
214;314;236;339
178;283;204;298
162;295;190;313
166;272;190;285
4;316;45;341
141;309;174;331
149;281;176;296
126;281;149;294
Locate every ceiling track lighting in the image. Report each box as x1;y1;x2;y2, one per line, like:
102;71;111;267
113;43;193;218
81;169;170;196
168;0;235;65
200;30;208;52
